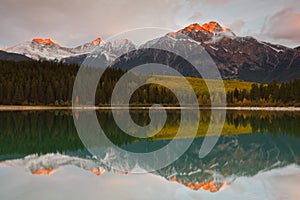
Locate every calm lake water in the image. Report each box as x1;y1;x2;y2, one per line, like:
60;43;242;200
0;110;300;199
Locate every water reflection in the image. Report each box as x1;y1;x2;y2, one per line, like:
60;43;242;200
0;110;299;192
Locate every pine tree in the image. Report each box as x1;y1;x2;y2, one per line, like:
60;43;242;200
46;84;55;105
12;85;24;105
29;80;39;104
0;83;3;104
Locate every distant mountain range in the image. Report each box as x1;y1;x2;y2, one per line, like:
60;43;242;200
1;21;300;83
3;37;105;61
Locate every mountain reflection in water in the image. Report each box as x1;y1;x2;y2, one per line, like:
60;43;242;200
0;110;299;192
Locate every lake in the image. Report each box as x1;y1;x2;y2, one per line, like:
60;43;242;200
0;109;300;199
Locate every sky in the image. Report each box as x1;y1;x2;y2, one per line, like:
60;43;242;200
0;0;300;48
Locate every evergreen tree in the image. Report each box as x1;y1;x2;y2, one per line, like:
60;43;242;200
12;85;24;105
46;84;55;105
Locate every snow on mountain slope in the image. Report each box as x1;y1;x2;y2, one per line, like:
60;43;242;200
4;38;106;61
4;37;136;66
0;153;106;176
65;39;137;66
73;38;105;53
109;21;300;82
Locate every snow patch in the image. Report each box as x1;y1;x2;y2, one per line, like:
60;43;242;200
209;45;219;51
259;41;284;53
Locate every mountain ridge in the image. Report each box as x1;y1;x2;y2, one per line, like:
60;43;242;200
1;21;300;82
110;22;300;83
3;37;106;61
0;50;31;61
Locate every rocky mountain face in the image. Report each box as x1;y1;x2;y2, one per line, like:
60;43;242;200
2;21;300;82
110;22;300;83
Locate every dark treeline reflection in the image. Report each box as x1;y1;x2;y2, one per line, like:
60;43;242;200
0;111;83;160
225;111;300;138
97;110;181;150
0;110;300;160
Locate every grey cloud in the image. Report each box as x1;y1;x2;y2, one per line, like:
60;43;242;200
230;19;245;33
202;0;233;6
187;0;233;7
0;0;185;47
188;12;202;22
1;0;299;48
261;6;300;45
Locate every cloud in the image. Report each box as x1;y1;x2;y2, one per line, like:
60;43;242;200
187;0;233;7
188;12;202;22
202;0;233;6
261;6;300;45
0;0;185;47
230;19;245;33
0;0;299;48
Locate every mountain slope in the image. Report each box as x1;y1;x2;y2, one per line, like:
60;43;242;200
0;50;31;61
62;39;136;66
179;22;300;82
110;21;300;83
4;38;105;61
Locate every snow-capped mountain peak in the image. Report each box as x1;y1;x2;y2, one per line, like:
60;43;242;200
178;21;236;44
73;37;105;53
5;38;74;61
182;21;231;34
202;21;229;33
104;39;136;52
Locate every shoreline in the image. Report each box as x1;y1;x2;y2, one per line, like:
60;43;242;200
0;105;300;111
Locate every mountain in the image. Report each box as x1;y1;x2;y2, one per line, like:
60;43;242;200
0;50;31;61
4;37;105;61
3;37;136;66
110;21;300;83
2;22;300;82
62;39;136;66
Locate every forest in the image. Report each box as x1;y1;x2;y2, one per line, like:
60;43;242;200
0;59;299;106
227;79;300;106
0;60;179;106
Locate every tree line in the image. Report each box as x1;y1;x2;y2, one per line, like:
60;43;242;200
227;79;300;106
0;60;180;106
0;60;299;106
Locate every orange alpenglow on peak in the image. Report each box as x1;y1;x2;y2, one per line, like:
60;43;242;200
32;38;55;45
183;21;229;33
185;23;204;32
91;38;105;45
90;168;105;176
168;177;229;192
32;168;57;175
202;21;228;32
